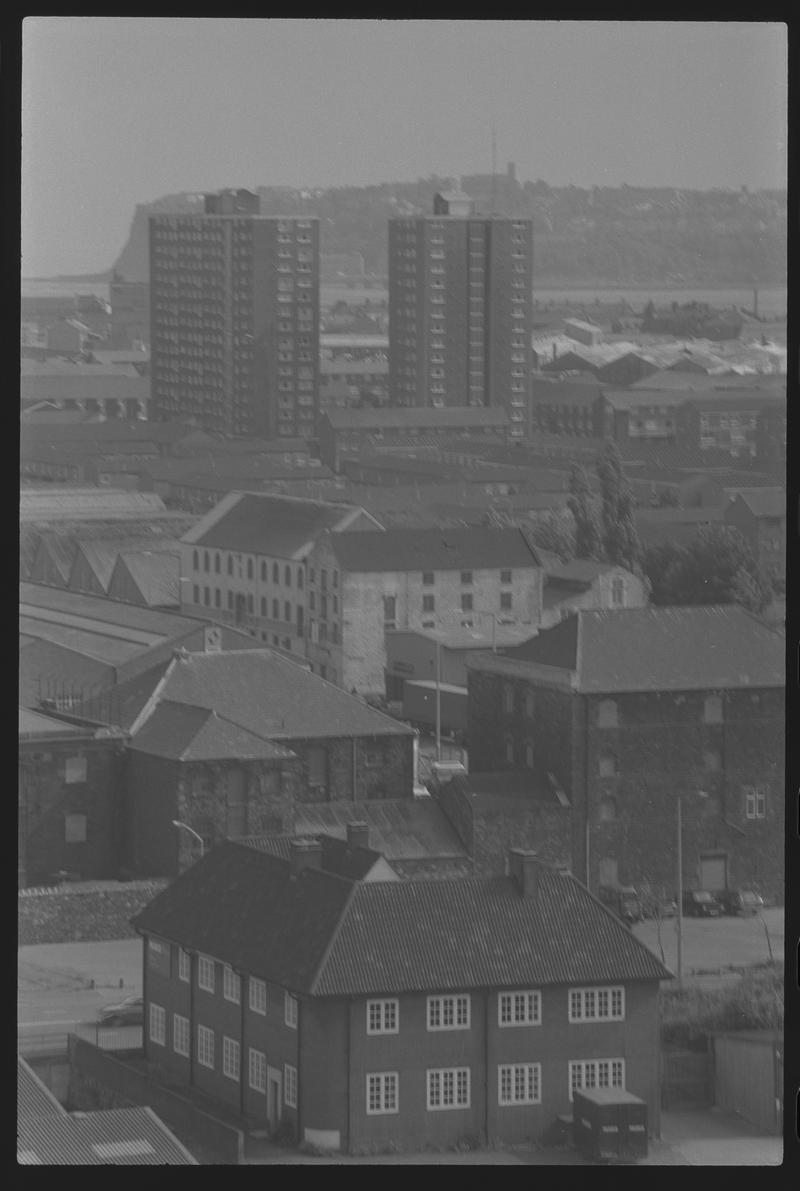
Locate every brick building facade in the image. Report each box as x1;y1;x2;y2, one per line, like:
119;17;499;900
466;607;785;901
133;842;669;1153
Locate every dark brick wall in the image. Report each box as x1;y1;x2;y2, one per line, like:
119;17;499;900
19;740;126;887
291;734;414;803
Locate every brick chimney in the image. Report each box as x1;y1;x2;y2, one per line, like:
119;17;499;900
508;849;542;898
346;821;370;850
290;838;322;875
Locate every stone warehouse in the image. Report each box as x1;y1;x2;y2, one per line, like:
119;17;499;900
466;606;785;902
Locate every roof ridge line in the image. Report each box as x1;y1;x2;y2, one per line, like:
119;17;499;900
128;655;178;736
308;876;364;997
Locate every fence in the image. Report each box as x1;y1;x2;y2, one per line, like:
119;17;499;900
713;1031;782;1135
18;1024;143;1058
660;1046;714;1108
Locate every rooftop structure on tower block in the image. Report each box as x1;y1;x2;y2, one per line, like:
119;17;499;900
149;190;319;438
132;839;669;1153
388;195;532;432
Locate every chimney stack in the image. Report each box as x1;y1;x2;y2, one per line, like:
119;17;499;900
508;848;542;899
346;821;370;850
290;837;323;876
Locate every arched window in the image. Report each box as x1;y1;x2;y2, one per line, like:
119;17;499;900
261;561;267;582
273;562;279;583
297;569;304;590
193;549;199;570
285;565;292;586
704;695;723;724
597;699;618;728
203;551;210;573
227;555;233;576
599;752;617;778
214;553;221;574
261;597;267;617
611;577;625;606
525;691;534;719
247;558;254;580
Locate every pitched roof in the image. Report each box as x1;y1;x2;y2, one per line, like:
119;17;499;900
545;560;618;585
289;798;467;861
113;551;181;607
133;843;669;996
19;489;169;523
17;1105;197;1165
18;706;99;740
329;528;541;572
730;488;785;518
504;606;785;692
117;649;415;740
242;834;386;881
186;492;372;555
127;700;296;762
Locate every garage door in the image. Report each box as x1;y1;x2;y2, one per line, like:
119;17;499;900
699;854;728;891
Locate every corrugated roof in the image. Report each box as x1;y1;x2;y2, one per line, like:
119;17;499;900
507;606;785;693
17;1106;197;1165
189;492;369;555
133;844;669;996
113;551;181;607
329;528;541;573
17;1058;65;1119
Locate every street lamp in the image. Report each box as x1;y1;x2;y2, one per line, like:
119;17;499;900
172;820;205;858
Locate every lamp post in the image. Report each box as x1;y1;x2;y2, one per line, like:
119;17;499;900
172;820;205;859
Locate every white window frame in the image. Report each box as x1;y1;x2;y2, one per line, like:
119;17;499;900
569;1058;625;1100
249;1047;266;1092
366;1071;398;1115
178;947;190;983
223;965;241;1004
568;986;625;1023
498;990;541;1027
198;954;215;993
498;1062;542;1106
222;1035;240;1081
197;1025;215;1069
745;786;767;819
284;1063;298;1108
173;1013;189;1057
366;998;399;1035
427;994;470;1032
427;1067;471;1111
285;991;298;1029
249;976;267;1015
148;1002;166;1045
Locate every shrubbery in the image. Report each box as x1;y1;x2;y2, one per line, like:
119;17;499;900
660;961;783;1048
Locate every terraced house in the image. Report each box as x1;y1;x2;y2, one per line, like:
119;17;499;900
133;841;669;1153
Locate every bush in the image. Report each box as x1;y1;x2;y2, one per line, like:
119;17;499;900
660;961;783;1047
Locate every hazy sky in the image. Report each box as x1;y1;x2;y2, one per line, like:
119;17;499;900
22;18;787;277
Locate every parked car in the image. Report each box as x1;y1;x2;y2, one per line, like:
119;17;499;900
641;893;678;919
682;890;723;917
98;995;144;1027
598;885;643;925
718;889;765;916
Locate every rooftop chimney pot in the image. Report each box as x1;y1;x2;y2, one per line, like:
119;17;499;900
290;837;323;876
346;821;370;850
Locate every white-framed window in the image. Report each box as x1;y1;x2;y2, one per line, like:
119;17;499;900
198;955;215;993
249;976;267;1015
366;1072;398;1115
498;1063;541;1106
498;990;541;1027
367;998;399;1035
148;1002;166;1045
569;1058;625;1100
173;1013;189;1057
427;1067;470;1110
249;1048;266;1092
223;965;241;1004
568;986;625;1023
285;991;298;1028
745;786;767;819
197;1025;215;1069
222;1036;240;1081
427;994;470;1031
284;1064;298;1108
178;947;190;983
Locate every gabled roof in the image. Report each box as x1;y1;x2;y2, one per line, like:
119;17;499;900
127;700;297;762
112;551;181;607
729;488;785;518
504;606;785;693
184;491;374;556
328;528;542;573
133;843;670;996
115;648;415;740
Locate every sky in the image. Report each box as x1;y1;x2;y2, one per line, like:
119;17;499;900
21;18;788;277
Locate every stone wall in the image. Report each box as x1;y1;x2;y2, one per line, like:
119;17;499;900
18;880;168;945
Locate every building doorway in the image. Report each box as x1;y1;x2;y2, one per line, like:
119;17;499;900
266;1067;282;1132
699;852;728;892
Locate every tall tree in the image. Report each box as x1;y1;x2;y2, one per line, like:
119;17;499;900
595;443;642;572
643;525;773;614
567;464;602;560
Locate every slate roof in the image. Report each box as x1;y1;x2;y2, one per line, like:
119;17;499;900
113;550;181;607
187;492;370;555
289;799;467;861
505;606;785;692
127;700;297;762
242;834;386;880
329;528;541;573
116;648;415;740
133;843;670;996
